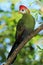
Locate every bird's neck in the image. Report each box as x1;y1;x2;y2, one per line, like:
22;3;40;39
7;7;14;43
22;13;30;20
23;13;29;15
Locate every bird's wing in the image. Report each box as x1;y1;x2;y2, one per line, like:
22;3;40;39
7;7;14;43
15;19;25;40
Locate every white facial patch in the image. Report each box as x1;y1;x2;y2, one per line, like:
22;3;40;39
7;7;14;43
20;9;26;14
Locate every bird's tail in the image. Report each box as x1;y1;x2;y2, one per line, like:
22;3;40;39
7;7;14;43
7;40;19;64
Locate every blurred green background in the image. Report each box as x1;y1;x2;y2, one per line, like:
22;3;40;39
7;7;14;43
0;0;43;65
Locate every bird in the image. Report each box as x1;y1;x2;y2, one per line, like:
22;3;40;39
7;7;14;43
7;5;35;64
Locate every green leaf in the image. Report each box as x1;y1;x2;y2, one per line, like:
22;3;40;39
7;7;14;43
37;45;42;50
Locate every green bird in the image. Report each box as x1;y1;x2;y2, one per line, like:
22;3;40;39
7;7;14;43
7;5;35;64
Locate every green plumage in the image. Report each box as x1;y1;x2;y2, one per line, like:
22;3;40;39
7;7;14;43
23;14;35;30
7;13;35;64
16;13;35;39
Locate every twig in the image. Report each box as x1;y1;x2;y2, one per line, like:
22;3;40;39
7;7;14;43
3;24;43;65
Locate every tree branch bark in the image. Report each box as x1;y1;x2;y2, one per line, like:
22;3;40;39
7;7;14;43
3;24;43;65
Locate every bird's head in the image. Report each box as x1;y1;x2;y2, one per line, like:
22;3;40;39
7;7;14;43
19;5;30;14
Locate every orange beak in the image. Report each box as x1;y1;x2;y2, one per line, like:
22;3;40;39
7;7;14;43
18;11;22;14
18;11;20;14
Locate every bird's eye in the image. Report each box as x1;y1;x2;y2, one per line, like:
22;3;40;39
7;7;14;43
22;9;24;11
20;9;26;13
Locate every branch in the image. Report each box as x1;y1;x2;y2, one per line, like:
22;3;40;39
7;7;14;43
3;24;43;65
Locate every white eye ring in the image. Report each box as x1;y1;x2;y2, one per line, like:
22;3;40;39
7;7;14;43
20;9;26;13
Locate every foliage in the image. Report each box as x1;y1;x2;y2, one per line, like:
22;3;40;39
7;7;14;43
0;0;43;65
